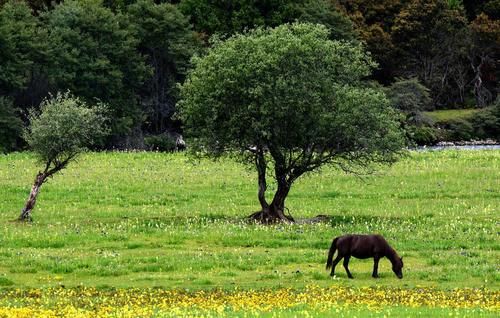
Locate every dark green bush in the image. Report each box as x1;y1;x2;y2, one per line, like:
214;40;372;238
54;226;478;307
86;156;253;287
470;109;499;140
144;134;177;152
441;118;475;141
0;96;23;153
407;126;438;146
386;78;432;113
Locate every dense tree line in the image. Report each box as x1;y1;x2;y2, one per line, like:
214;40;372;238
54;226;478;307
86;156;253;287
0;0;499;152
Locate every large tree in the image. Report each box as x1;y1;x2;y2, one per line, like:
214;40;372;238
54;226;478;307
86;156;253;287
127;0;199;134
391;0;469;107
19;92;108;221
336;0;408;82
468;13;500;106
179;23;405;223
179;0;355;41
0;0;40;95
0;0;47;150
43;0;150;141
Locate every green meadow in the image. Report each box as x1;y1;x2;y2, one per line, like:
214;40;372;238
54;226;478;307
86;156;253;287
0;150;498;290
0;150;498;316
423;108;486;122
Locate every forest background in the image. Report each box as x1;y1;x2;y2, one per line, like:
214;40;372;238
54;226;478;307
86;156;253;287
0;0;499;152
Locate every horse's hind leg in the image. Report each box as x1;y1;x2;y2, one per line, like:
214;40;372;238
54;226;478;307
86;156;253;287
343;255;353;279
372;256;380;278
330;254;343;276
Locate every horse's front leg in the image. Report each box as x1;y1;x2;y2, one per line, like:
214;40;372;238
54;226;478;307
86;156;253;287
343;255;353;279
372;256;380;278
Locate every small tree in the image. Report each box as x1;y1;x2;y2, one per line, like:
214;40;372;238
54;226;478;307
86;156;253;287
19;92;108;221
179;23;405;223
386;78;433;113
386;78;434;127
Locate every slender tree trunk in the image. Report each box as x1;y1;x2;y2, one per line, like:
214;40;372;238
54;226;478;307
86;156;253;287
256;149;269;212
18;172;46;222
249;174;294;223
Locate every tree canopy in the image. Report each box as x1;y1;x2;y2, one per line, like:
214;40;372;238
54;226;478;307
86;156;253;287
25;92;108;165
0;0;498;151
0;0;40;94
179;23;405;222
128;0;200;134
44;0;150;137
179;0;356;40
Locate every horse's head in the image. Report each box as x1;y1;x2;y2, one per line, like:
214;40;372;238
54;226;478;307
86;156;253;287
392;256;403;279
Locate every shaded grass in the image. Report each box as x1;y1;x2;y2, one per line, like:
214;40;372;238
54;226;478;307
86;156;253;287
423;108;486;122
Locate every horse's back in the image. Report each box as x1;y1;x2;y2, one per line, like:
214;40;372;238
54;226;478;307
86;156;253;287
336;234;389;258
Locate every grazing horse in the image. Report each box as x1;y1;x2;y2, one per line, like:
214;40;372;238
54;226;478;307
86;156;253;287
326;234;403;279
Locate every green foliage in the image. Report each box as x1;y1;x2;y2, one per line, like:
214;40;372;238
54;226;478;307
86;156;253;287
469;13;500;107
385;78;434;144
127;0;200;134
25;92;109;164
336;0;407;82
427;100;500;141
179;0;355;40
44;0;150;136
0;0;41;94
447;0;463;10
0;96;23;153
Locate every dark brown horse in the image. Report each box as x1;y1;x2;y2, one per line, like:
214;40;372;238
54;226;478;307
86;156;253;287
326;234;403;279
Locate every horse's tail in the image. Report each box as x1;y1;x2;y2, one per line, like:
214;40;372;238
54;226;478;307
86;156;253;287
326;237;339;270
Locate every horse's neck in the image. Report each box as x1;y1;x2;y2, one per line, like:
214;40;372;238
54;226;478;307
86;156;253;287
385;246;399;263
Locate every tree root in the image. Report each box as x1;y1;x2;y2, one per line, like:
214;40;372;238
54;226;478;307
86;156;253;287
248;209;295;224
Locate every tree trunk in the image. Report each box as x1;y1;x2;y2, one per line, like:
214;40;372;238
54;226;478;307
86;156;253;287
255;148;269;212
249;175;294;224
18;172;46;222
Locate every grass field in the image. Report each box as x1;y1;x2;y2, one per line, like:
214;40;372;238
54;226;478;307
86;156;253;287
423;108;486;122
0;150;498;316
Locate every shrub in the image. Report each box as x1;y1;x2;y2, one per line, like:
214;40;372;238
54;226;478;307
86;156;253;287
470;98;500;140
144;134;177;152
407;126;439;146
441;118;475;141
386;78;433;113
0;96;23;153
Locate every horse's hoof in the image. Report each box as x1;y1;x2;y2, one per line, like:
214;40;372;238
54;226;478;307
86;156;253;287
348;275;354;279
